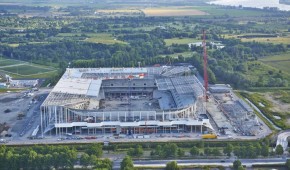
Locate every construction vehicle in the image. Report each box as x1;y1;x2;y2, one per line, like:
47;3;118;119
202;134;217;139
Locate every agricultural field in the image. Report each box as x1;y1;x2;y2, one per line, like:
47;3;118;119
84;33;127;44
142;7;209;17
241;37;290;45
94;9;142;17
164;38;200;46
260;53;290;75
193;6;269;17
223;34;290;45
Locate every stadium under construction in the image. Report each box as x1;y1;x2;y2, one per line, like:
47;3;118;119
40;66;215;136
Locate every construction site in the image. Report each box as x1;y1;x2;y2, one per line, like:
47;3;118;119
40;66;213;136
0;31;271;143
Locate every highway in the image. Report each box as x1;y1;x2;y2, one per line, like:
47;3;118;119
112;158;287;169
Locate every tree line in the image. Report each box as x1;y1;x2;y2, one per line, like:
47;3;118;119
0;144;112;170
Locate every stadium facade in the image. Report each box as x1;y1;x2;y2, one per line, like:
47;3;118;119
40;66;214;136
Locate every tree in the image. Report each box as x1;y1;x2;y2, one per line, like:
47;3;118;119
177;148;185;157
286;159;290;169
94;158;112;170
190;146;199;156
261;145;269;157
80;153;90;168
120;156;135;170
275;144;284;156
233;160;242;170
86;143;103;157
163;143;178;158
127;148;135;157
204;148;211;156
198;141;204;148
165;161;180;170
127;145;143;158
212;148;221;156
135;145;143;158
223;144;233;156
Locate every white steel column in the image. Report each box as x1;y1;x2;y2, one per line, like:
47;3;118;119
139;112;141;120
41;106;43;137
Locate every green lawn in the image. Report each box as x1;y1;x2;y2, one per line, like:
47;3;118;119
193;6;268;17
242;61;275;82
261;52;290;62
164;38;200;46
0;58;27;67
0;64;55;76
84;33;127;44
260;53;290;75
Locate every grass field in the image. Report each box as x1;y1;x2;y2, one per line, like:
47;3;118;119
95;9;141;14
193;6;268;17
142;7;208;17
57;33;127;44
84;33;126;44
242;61;278;82
241;37;290;44
223;34;290;45
0;58;56;78
0;58;27;67
164;38;200;46
260;53;290;75
0;64;54;76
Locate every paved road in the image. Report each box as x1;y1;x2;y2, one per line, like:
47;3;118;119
113;158;287;169
276;131;290;151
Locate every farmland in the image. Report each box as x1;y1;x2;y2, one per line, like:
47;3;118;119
94;9;142;17
224;34;290;45
84;33;127;44
142;7;208;16
260;53;290;75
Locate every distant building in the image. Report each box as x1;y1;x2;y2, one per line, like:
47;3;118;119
188;41;225;49
10;79;38;88
0;83;6;89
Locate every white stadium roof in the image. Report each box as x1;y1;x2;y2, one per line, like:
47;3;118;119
52;78;102;97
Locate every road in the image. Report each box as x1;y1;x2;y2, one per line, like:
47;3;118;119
112;158;287;169
276;131;290;151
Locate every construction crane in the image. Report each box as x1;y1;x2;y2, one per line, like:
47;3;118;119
202;29;209;101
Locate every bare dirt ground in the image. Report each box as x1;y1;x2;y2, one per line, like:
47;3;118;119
263;92;290;125
263;93;290;113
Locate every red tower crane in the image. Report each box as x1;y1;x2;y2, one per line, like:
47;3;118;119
202;29;208;99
